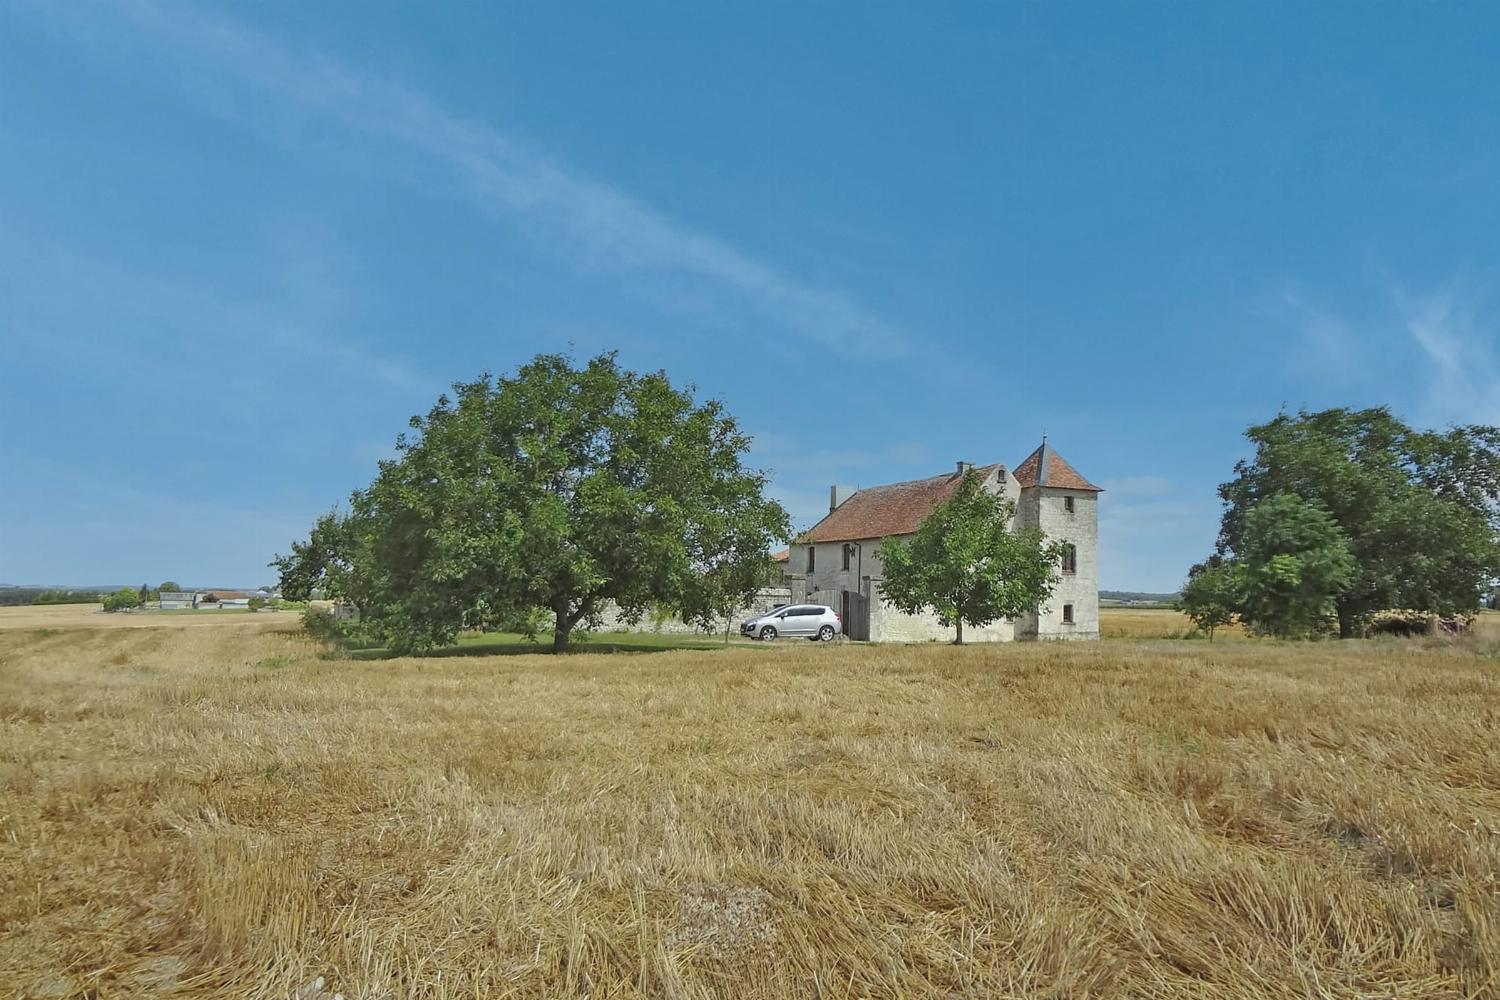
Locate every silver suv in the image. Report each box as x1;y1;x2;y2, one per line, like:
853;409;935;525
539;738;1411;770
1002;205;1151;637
741;604;841;641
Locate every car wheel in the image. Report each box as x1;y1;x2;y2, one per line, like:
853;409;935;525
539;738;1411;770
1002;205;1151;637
817;625;835;642
759;625;777;641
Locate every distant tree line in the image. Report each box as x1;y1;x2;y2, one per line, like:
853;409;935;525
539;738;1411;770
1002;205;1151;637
0;581;194;611
1181;408;1500;639
1100;590;1181;604
0;588;109;606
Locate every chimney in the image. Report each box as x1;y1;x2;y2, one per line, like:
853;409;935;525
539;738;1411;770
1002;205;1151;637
830;485;840;513
956;461;973;475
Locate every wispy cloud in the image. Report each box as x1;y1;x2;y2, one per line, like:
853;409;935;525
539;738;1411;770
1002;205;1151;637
1263;286;1369;383
1262;274;1500;429
1392;281;1500;426
23;0;905;359
1;224;429;403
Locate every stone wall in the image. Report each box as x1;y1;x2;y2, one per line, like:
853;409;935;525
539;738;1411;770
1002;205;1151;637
588;587;793;636
867;582;1015;643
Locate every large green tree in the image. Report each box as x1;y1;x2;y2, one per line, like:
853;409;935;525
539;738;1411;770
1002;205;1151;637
275;353;789;652
1216;408;1500;636
1235;494;1355;638
877;470;1064;644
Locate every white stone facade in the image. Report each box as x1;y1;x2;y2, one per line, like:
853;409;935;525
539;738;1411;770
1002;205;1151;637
1013;486;1100;640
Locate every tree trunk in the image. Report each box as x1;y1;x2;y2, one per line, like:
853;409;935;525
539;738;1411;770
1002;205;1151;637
954;619;965;645
1337;603;1357;640
551;595;595;652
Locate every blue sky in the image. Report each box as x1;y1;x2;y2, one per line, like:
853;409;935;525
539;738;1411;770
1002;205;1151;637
3;2;1499;591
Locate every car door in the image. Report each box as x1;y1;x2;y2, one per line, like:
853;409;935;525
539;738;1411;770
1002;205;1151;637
768;607;795;634
787;606;816;636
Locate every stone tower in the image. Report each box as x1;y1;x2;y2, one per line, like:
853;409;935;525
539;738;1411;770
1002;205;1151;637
1011;439;1101;640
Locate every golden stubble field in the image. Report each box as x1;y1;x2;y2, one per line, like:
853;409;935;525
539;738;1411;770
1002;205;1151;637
2;613;1498;999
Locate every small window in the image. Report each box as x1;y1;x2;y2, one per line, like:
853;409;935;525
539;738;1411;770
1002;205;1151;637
1063;603;1075;625
807;546;815;573
1061;543;1077;575
842;544;852;571
1064;495;1075;514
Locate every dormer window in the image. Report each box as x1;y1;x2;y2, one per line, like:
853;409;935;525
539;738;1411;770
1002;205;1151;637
1060;543;1077;575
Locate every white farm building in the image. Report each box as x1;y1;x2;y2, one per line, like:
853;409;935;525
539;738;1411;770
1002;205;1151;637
793;440;1100;642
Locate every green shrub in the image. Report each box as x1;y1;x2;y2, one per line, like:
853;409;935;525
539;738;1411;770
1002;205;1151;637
102;589;142;613
302;607;343;642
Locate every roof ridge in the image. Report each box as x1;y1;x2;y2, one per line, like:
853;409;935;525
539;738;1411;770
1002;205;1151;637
847;461;1000;495
802;462;1005;544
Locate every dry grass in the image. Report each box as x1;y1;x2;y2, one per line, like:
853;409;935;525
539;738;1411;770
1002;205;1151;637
0;604;297;632
1098;607;1216;640
2;622;1499;998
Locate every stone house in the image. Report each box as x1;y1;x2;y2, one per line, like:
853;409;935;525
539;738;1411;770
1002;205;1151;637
792;440;1100;642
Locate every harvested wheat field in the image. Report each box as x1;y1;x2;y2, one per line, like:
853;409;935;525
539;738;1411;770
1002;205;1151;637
1097;607;1224;640
0;605;300;632
3;624;1499;999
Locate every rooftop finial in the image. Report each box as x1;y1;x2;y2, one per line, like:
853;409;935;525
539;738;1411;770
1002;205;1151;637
1042;428;1047;444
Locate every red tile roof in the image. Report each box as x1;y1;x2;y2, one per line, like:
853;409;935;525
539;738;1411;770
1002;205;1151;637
801;444;1101;544
770;548;790;562
804;464;1002;543
1012;442;1102;492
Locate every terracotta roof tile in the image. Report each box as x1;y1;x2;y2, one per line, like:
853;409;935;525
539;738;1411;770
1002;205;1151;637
802;444;1101;544
804;464;1002;543
1012;442;1102;492
770;548;790;562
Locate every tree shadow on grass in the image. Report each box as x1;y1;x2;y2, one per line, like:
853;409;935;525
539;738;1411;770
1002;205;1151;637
345;632;750;660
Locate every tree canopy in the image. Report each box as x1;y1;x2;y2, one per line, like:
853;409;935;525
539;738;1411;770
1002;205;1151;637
274;353;789;651
1177;560;1239;640
102;587;143;613
1210;407;1500;636
877;471;1063;644
1235;494;1355;638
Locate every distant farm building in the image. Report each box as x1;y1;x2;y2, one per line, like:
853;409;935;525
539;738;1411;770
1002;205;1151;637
158;589;267;610
200;590;251;608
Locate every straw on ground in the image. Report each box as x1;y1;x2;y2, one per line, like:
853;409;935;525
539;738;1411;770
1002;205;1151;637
2;618;1498;998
